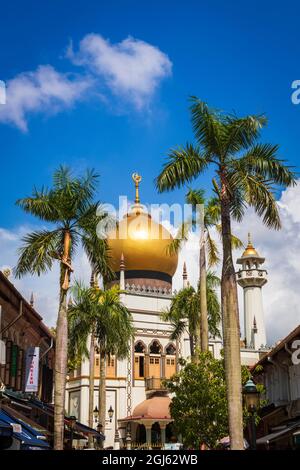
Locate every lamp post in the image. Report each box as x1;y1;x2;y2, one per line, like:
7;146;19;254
108;405;114;423
243;378;260;450
93;406;99;424
68;415;77;450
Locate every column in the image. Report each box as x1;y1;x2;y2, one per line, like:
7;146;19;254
161;353;166;379
145;424;152;449
160;423;167;447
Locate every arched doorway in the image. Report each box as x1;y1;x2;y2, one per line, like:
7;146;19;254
151;422;161;444
136;424;146;444
134;341;146;379
165;343;176;378
149;340;162;379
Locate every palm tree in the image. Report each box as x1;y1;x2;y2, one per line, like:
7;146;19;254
162;271;221;361
94;286;133;435
69;283;133;441
68;279;99;448
168;188;242;355
156;98;296;449
14;166;113;450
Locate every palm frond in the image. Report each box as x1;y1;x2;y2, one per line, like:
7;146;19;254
222;114;267;156
206;231;220;267
189;97;224;155
16;187;60;222
156;143;209;192
14;229;61;278
236;143;297;187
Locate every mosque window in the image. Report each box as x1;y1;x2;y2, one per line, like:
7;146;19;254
106;356;116;378
149;340;162;354
134;341;146;379
165;343;176;379
148;340;162;379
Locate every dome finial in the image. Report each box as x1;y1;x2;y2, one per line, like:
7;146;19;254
132;173;142;204
248;232;252;247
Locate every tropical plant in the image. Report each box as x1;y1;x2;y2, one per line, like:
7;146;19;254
167;188;242;354
94;286;133;435
162;271;221;361
156;98;296;449
69;282;133;441
68;278;99;447
166;352;265;449
14;166;113;449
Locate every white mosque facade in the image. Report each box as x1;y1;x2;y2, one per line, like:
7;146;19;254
65;175;269;448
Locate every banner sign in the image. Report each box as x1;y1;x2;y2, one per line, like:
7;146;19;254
25;347;40;393
11;345;18;377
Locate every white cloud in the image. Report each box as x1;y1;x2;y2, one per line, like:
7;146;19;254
0;65;93;131
67;34;172;109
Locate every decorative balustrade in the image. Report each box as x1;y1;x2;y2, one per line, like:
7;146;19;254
145;377;167;392
125;283;172;297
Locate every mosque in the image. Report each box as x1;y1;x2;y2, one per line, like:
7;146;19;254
65;174;269;448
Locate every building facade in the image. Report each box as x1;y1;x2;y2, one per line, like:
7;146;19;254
0;270;55;402
66;174;268;448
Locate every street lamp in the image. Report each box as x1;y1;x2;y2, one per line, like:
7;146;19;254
68;415;77;450
243;378;260;450
93;406;99;423
108;405;114;422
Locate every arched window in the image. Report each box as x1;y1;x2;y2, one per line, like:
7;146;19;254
106;355;116;378
149;340;162;379
149;340;162;354
165;343;176;379
134;341;146;379
135;341;146;353
165;343;176;355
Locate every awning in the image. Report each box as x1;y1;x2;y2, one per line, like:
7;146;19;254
256;421;300;446
73;421;105;440
0;418;13;438
2;404;50;438
0;409;50;449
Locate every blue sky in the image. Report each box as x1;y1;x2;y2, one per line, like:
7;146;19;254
1;0;300;229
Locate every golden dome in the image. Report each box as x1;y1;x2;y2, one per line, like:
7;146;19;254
108;208;178;277
241;233;259;258
107;173;178;280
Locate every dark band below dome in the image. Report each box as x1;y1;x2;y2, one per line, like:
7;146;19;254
115;270;172;284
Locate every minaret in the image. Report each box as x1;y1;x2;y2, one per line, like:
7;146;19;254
182;262;188;288
120;253;125;290
236;233;267;350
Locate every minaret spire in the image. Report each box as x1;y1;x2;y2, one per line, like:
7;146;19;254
30;292;34;307
120;253;125;290
236;233;267;350
132;173;142;204
182;261;188;288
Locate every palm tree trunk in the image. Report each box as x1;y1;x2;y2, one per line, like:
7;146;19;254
199;231;208;352
88;330;95;448
98;347;106;448
189;336;195;361
54;230;71;450
220;178;243;450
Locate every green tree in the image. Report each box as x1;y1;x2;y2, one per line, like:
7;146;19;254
69;282;133;441
156;98;296;448
161;272;221;361
14;166;112;450
166;352;264;449
95;286;133;437
68;279;99;447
